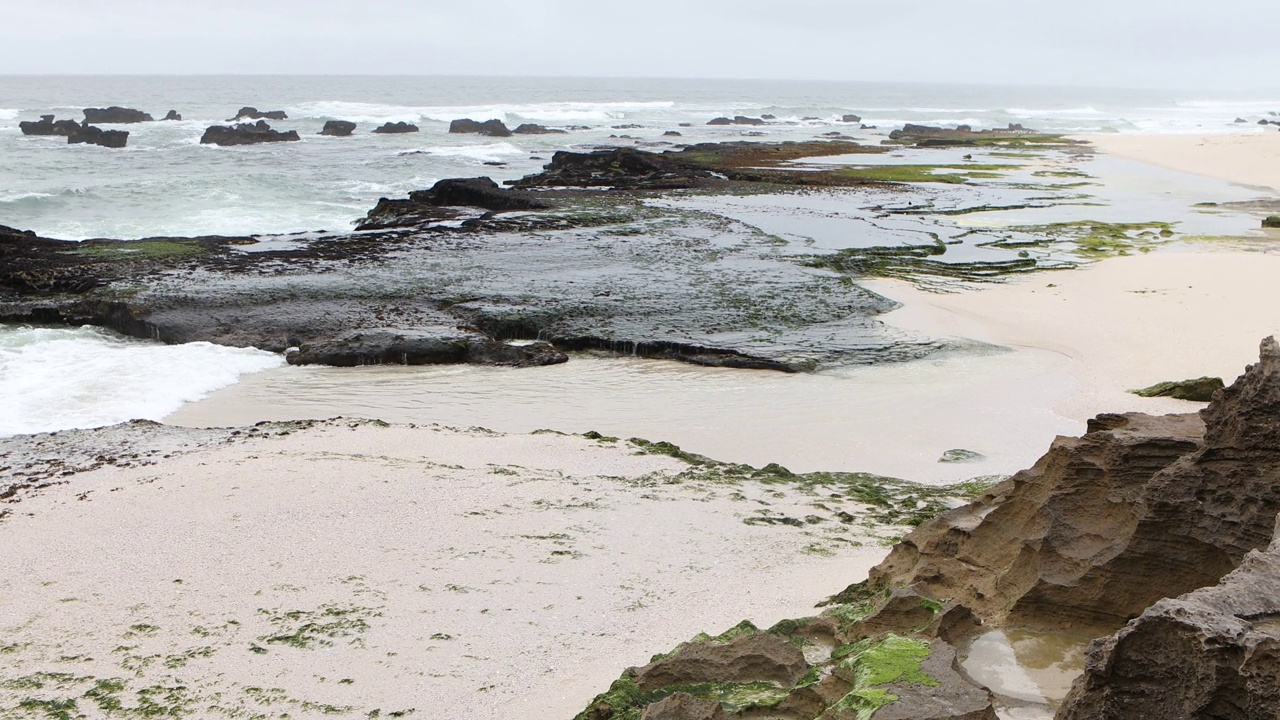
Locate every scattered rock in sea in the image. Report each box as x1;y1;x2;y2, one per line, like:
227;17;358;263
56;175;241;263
707;117;733;125
801;116;819;121
228;107;288;121
663;130;682;137
889;122;1044;147
1264;215;1280;228
938;448;986;463
761;113;777;120
1235;117;1249;123
18;115;81;137
678;122;692;127
708;116;766;126
841;113;862;123
1130;376;1225;402
512;123;567;135
162;110;182;121
371;121;419;134
200;120;300;146
83;106;154;123
612;124;643;130
318;120;356;137
67;125;129;148
448;118;512;137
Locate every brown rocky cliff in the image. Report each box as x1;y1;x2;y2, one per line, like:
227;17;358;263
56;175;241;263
868;337;1280;633
1056;514;1280;719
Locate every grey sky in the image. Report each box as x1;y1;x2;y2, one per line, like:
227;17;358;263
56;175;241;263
2;0;1274;90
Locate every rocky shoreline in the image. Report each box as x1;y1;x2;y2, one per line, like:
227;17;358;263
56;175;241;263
573;337;1280;720
0;133;1100;373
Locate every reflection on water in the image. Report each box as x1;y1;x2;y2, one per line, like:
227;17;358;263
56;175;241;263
167;346;1080;484
962;628;1091;719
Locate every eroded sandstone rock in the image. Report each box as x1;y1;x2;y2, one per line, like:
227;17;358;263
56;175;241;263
1057;515;1280;719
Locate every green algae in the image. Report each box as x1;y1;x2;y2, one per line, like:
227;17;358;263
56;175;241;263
828;635;939;720
71;239;206;261
801;240;1050;290
986;220;1178;258
834;164;1017;185
1130;376;1224;402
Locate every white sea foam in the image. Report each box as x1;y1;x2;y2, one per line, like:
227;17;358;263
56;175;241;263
404;142;526;162
0;325;284;437
0;109;18;121
292;100;677;125
0;191;55;203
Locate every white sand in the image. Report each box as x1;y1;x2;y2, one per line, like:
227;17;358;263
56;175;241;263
865;247;1280;422
1083;132;1280;193
0;421;887;719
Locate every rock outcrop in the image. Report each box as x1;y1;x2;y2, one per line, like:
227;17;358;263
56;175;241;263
707;116;766;126
200;121;301;146
572;339;1280;719
67;125;129;148
1130;376;1224;402
888;123;1051;147
842;114;862;123
83;106;153;123
371;121;418;134
162;110;182;121
19;115;81;136
287;330;566;367
228;107;288;121
448;118;513;137
1058;519;1280;719
512;123;567;134
319;120;356;136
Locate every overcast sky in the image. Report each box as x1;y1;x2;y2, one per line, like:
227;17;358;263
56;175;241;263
2;0;1274;91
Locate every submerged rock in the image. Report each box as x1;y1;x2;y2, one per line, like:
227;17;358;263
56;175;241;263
228;107;287;121
371;121;418;134
448;118;512;137
318;120;356;136
1130;376;1224;402
200;121;301;146
67;125;129;148
83;106;153;123
18;115;81;136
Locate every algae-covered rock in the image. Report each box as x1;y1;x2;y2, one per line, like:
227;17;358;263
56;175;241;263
631;627;808;692
640;693;730;720
1263;215;1280;228
1130;376;1224;402
938;449;985;464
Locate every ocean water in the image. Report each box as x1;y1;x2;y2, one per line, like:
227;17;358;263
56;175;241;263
0;325;282;437
1;76;1277;439
1;76;1276;240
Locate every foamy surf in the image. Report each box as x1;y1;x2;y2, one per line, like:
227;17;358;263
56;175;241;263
0;325;284;437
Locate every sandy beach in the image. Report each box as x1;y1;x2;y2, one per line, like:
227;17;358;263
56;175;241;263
1084;131;1280;193
0;420;891;719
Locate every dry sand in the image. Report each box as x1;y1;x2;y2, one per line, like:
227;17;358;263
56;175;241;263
865;246;1280;423
1083;132;1280;193
0;420;890;720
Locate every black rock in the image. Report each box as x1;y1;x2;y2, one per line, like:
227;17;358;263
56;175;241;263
228;107;288;121
67;125;129;148
319;120;357;137
200;120;301;146
409;177;551;212
841;114;862;123
83;107;153;123
761;114;777;120
707;117;734;126
19;115;81;137
733;116;765;126
162;110;182;121
612;124;643;129
801;116;819;121
663;130;683;137
372;121;419;134
448;118;512;137
512;123;567;135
